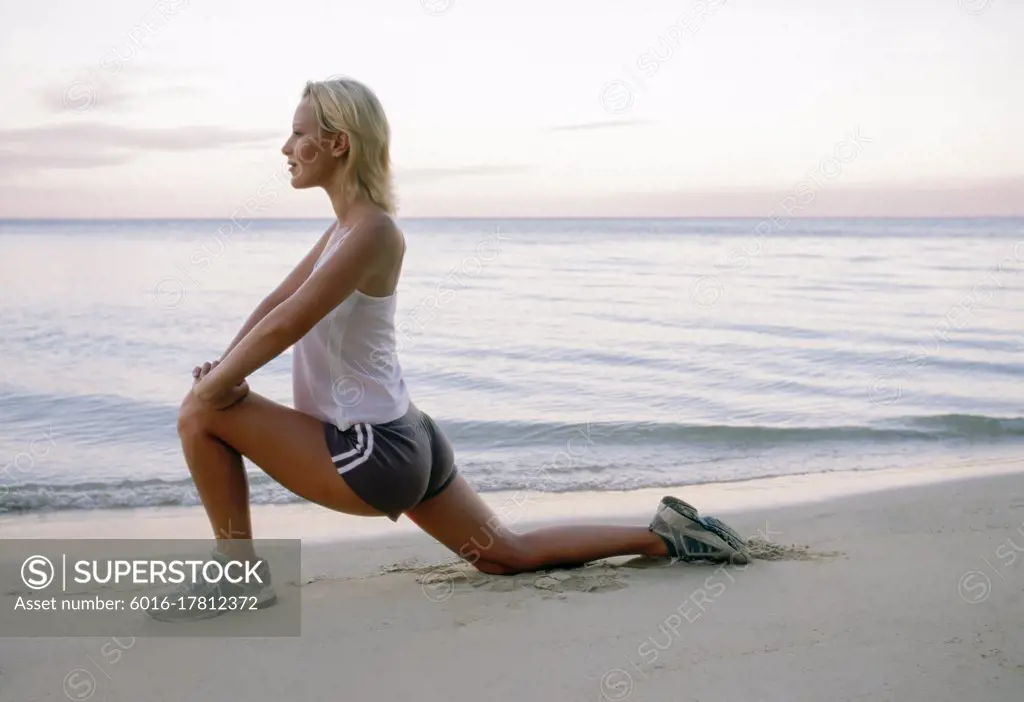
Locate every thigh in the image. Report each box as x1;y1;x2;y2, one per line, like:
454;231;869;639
197;391;384;518
405;474;510;564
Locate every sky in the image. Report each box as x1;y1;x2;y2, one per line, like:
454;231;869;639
0;0;1021;218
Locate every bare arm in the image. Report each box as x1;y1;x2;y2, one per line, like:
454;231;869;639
217;221;338;360
195;215;398;401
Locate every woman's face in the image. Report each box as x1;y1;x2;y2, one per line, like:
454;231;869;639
281;98;348;189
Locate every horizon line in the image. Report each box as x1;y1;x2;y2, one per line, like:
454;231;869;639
2;215;1024;222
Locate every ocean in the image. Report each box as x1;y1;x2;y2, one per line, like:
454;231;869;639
1;217;1022;515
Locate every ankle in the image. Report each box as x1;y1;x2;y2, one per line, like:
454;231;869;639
645;529;673;558
214;538;258;562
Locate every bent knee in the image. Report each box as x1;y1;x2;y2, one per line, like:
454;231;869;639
470;536;539;575
177;393;212;438
471;559;516;575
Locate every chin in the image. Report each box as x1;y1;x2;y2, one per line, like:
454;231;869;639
289;172;312;189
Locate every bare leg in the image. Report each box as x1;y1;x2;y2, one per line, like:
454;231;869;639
177;389;386;557
179;426;255;555
504;524;668;569
407;475;668;575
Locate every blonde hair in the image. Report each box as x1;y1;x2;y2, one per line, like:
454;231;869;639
302;77;396;215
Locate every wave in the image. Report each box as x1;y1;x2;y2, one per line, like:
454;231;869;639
443;414;1024;447
2;414;1021;515
900;413;1024;436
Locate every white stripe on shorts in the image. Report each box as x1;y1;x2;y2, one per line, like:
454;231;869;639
331;423;365;463
333;423;376;474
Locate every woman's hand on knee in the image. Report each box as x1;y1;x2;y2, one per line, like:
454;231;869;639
192;359;220;384
177;381;250;440
198;381;250;411
185;360;250;411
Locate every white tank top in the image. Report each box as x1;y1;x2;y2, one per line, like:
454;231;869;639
291;225;410;430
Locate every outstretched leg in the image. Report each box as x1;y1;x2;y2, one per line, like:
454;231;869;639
405;474;670;574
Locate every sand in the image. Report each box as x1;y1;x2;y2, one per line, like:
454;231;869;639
1;461;1022;701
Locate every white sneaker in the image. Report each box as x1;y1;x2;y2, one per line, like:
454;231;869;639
649;496;750;564
145;550;277;622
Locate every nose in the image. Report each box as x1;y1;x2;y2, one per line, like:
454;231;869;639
281;136;293;157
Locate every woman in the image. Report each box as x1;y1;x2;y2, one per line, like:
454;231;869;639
156;77;749;621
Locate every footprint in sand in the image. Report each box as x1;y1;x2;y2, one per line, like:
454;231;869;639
411;539;841;600
416;564;628;597
745;537;843;561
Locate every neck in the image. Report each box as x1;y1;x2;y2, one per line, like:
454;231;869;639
322;166;380;227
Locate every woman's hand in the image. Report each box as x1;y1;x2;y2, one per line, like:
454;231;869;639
197;380;250;410
192;359;221;382
192;361;249;410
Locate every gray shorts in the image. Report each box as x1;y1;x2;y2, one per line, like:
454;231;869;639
323;403;458;521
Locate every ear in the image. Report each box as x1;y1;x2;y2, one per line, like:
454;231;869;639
329;131;350;158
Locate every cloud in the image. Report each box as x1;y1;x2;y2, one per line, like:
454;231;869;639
36;82;208;116
0;122;281;177
0;123;279;151
36;88;135;115
0;150;132;173
547;119;650;132
395;164;532;184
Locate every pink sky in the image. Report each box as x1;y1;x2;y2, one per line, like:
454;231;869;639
1;0;1021;218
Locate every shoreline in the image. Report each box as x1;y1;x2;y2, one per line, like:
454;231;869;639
2;457;1020;549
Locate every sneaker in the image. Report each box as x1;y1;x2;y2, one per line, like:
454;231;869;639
145;549;277;623
649;496;750;564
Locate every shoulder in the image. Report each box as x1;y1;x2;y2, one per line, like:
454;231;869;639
345;211;404;266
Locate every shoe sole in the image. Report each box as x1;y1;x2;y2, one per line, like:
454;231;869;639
700;516;750;564
659;496;701;523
